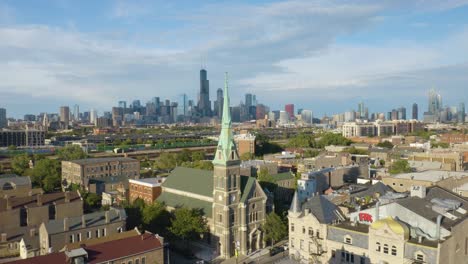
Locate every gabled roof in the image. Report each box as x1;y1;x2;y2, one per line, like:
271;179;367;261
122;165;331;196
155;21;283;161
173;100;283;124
43;208;126;234
302;195;343;224
351;182;393;198
9;232;163;264
396;186;468;230
162;167;213;197
157;191;212;216
240;176;256;203
0;191;81;212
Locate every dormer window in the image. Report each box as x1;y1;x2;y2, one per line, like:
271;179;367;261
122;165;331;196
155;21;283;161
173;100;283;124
344;236;352;245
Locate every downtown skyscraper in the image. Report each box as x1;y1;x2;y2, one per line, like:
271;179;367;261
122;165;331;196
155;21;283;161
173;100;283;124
198;68;211;117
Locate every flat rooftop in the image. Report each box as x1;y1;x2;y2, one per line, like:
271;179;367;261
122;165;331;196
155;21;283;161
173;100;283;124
392;170;468;182
129;177;165;187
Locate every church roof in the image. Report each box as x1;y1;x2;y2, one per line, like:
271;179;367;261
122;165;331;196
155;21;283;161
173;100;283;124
162;167;213;198
158;166;259;217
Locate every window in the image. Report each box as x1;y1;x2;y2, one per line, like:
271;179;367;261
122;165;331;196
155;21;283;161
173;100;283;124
416;253;424;261
316;230;320;238
135;259;140;264
350;254;354;263
69;235;74;243
383;244;388;254
331;250;336;258
141;257;146;264
300;240;304;250
102;228;106;237
302;227;306;234
291;224;294;232
96;230;99;238
128;261;132;264
376;242;381;252
344;236;352;244
218;214;223;223
391;246;397;256
360;256;365;264
87;231;92;239
77;233;82;242
308;227;313;236
291;239;294;248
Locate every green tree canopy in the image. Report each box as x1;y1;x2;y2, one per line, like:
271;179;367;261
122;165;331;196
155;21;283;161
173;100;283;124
376;141;394;149
57;145;87;161
257;167;274;183
11;153;31;175
240;152;254;161
169;207;208;242
287;133;315;148
191;151;205;161
263;212;288;246
142;201;171;235
32;159;61;192
316;132;352;148
389;160;412;174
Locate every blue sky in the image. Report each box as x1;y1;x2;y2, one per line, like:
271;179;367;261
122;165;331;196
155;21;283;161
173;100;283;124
0;0;468;118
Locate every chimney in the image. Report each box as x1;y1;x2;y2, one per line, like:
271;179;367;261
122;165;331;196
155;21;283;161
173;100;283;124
64;217;69;231
29;228;36;237
105;211;110;224
81;215;86;228
37;194;43;206
375;202;380;221
1;233;7;243
435;215;443;240
410;185;426;198
6;197;12;210
64;191;71;203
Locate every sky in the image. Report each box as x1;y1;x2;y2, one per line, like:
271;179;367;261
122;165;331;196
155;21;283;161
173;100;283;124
0;0;468;118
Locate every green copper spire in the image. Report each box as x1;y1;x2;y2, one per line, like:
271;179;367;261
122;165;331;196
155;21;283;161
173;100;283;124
213;72;239;166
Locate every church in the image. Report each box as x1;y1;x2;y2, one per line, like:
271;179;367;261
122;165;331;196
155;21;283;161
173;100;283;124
158;73;271;258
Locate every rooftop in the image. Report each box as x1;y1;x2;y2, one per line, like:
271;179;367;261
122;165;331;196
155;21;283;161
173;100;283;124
9;231;163;264
391;170;468;182
43;208;126;234
0;191;81;212
0;174;31;188
129;177;166;187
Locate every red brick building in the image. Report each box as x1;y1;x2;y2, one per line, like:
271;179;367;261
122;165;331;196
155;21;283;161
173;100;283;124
129;177;166;204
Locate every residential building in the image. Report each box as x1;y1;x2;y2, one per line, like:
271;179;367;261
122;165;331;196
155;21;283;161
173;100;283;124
408;150;465;171
0;191;83;231
342;122;376;137
157;75;270;258
11;229;164;264
60;106;70;128
0;174;42;198
129;177;166;204
0;129;45;147
234;132;256;157
289;185;468;264
382;170;468;192
38;208;126;254
61;157;140;189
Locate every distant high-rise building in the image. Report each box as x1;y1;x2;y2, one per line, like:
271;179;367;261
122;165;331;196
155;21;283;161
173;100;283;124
459;102;465;123
60;106;70;127
252;95;257;106
132;100;141;111
0;108;7;128
412;103;418;120
90;109;97;125
344;111;356;122
198;69;211;117
245;94;253;108
301;110;313;124
428;88;442;114
398;107;406;120
285;104;294;119
279;111;289;124
73;104;80;121
391;109;398;120
358;102;365;118
215;88;223;118
118;101;127;109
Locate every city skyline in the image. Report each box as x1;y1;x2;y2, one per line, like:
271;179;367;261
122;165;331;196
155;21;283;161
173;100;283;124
0;1;468;117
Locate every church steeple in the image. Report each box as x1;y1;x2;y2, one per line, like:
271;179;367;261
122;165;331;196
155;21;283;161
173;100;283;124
213;72;239;166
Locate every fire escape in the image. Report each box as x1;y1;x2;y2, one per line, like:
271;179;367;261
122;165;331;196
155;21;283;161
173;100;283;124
309;234;326;264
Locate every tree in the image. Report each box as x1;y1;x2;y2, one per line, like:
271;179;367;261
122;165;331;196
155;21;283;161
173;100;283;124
85;193;101;209
263;213;287;246
287;133;315;148
11;154;31;175
257;167;274;183
57;145;87;161
7;145;17;150
155;153;177;172
169;207;208;243
316;132;352;148
240;152;254;161
32;159;61;192
376;141;394;149
389;160;412;174
142;201;171;235
191;151;205;162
